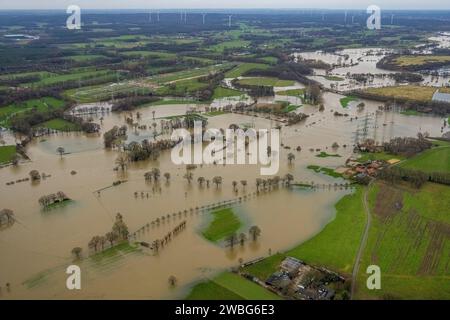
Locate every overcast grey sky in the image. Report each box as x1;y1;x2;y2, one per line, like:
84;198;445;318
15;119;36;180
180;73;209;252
0;1;448;10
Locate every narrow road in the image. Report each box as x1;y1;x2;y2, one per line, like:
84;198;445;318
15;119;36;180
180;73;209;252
351;179;373;299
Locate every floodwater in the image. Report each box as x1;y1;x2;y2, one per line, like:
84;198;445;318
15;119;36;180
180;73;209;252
295;47;450;92
0;78;447;299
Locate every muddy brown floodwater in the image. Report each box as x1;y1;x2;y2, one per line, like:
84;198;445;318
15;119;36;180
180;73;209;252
0;89;446;299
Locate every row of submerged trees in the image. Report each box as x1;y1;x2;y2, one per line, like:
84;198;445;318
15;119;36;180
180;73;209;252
38;191;70;208
75;213;130;260
226;225;261;249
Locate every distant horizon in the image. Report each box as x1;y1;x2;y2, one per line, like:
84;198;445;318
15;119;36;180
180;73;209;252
0;0;449;11
1;8;450;12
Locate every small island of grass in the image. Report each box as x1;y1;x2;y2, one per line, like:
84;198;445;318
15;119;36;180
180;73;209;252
307;165;343;178
316;151;342;158
202;208;242;242
339;96;358;108
0;145;17;164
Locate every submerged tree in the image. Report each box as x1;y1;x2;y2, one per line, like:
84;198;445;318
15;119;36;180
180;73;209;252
29;170;41;181
287;152;295;164
164;172;171;183
239;233;247;246
212;176;223;189
71;247;82;260
249;225;261;241
105;231;118;247
197;176;205;187
184;171;193;184
227;233;238;249
0;209;14;226
56;147;65;159
112;213;129;240
168;275;177;287
115;153;129;171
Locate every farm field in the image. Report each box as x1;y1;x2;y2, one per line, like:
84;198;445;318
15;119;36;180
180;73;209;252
212;86;243;99
363;86;438;102
150;64;233;84
224;63;270;78
276;89;304;96
0;97;65;125
27;70;115;87
186;272;281;300
398;141;450;173
65;82;151;103
34;118;81;131
393;55;450;66
356;182;450;299
237;77;295;87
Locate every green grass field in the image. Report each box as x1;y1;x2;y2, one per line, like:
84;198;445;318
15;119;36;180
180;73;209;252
340;96;358;108
224;63;270;78
307;165;343;178
323;75;345;81
237;77;294;87
286;186;366;274
283;104;302;113
398;143;450;173
65;55;105;62
0;97;65;125
0;71;55;81
212;86;243;99
151;64;233;84
316;151;341;158
29;70;113;87
210;40;251;52
156;78;209;96
276;88;304;97
356;182;450;299
121;51;176;59
186;272;281;300
34;118;81;131
0;145;17;164
202;208;242;242
65;82;151;103
242;254;286;281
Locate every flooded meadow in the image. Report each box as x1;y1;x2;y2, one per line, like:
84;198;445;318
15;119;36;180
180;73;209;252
0;83;446;299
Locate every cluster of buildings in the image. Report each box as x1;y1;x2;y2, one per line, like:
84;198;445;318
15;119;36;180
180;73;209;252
246;257;345;300
336;156;400;181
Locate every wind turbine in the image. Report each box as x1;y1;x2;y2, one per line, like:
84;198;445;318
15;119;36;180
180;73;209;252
228;15;232;27
202;13;206;25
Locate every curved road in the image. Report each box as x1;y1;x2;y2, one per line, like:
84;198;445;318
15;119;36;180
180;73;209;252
351;180;373;299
